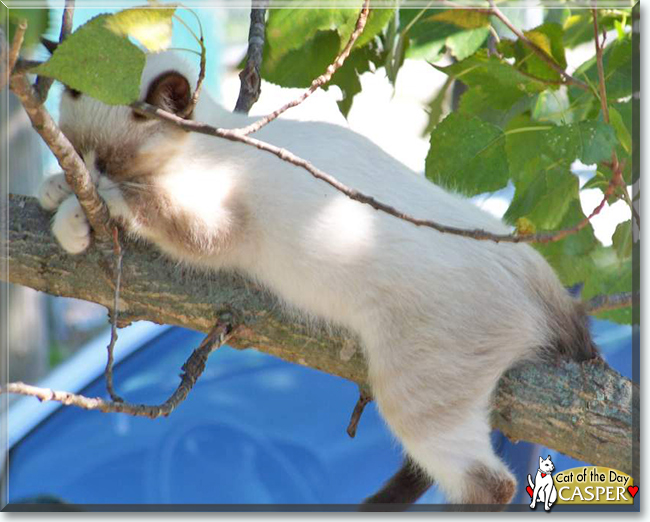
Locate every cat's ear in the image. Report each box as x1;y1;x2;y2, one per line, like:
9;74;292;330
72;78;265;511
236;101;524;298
539;456;543;466
145;71;192;116
548;455;552;460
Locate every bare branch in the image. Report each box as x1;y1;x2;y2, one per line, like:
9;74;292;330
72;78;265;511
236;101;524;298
586;291;636;314
35;0;75;101
132;100;610;246
347;387;372;438
0;20;26;93
238;0;371;135
104;227;124;402
2;320;235;418
592;6;610;124
10;72;112;239
234;0;269;114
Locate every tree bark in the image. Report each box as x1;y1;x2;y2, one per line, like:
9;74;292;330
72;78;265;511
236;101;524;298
2;194;638;479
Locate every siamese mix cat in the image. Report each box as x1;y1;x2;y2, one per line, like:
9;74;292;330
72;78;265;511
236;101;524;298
39;52;597;507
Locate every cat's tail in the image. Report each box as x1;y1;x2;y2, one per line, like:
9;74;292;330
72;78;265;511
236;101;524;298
542;292;599;362
527;474;534;490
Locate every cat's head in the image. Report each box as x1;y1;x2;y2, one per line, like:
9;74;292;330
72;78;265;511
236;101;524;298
539;455;555;473
58;51;197;183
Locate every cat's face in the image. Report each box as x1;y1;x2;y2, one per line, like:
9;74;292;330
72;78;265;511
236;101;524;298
58;52;195;183
539;456;555;473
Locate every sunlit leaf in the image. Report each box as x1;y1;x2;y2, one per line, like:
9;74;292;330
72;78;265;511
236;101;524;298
104;6;176;52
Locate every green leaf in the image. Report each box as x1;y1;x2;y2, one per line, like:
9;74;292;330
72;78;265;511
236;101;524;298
429;9;490;29
582;245;633;324
2;5;50;48
577;120;618;165
262;1;394;114
534;201;598;287
511;23;567;82
33;15;146;105
398;8;488;63
262;29;340;88
612;220;633;261
421;76;453;137
505;116;617;180
570;32;632;103
425;113;509;196
445;27;490;61
504;167;578;230
609;104;632;154
104;6;177;52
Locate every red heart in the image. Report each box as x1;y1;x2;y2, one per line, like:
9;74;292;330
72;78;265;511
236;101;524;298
526;486;533;498
541;473;546;478
628;486;639;498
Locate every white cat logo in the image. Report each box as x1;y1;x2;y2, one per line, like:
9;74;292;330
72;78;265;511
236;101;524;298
528;455;558;511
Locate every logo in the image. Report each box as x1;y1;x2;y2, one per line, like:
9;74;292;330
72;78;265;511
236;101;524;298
526;458;637;510
527;455;558;511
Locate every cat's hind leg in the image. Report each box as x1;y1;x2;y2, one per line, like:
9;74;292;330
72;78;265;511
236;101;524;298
368;357;516;510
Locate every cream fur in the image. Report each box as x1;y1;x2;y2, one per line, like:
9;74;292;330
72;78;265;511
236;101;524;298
40;52;586;505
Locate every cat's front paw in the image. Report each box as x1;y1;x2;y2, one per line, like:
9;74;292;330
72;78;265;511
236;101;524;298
39;173;72;211
52;196;91;254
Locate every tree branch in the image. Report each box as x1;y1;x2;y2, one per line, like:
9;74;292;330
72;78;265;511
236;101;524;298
0;20;26;93
9;73;112;239
234;0;269;114
486;0;592;92
1;194;638;478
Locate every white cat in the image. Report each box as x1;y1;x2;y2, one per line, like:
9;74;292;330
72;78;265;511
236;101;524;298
528;455;558;511
38;52;596;507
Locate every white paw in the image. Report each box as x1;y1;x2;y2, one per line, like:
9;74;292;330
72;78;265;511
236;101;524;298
38;174;72;211
52;196;91;254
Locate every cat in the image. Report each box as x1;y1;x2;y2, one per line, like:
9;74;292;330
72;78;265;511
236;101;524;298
38;51;597;508
528;455;558;511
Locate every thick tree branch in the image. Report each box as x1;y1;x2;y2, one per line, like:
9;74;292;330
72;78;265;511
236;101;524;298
1;195;638;478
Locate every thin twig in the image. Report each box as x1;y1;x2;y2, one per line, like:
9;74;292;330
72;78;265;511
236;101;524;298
132;100;610;246
237;0;371;135
0;21;26;93
10;72;111;239
234;0;269;114
347;387;372;438
35;0;75;101
486;0;591;93
1;320;236;418
104;227;124;403
586;291;635;314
